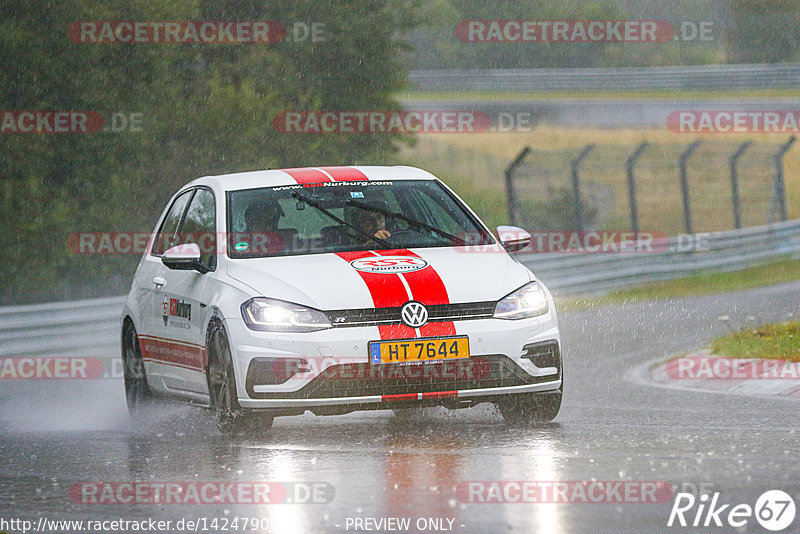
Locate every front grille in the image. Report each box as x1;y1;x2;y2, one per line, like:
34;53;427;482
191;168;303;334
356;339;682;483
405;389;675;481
324;301;495;328
246;354;551;399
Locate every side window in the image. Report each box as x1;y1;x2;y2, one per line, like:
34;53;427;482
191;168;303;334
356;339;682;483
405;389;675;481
176;189;216;270
152;190;194;255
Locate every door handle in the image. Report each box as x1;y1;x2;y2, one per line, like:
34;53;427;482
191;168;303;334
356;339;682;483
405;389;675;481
153;276;166;287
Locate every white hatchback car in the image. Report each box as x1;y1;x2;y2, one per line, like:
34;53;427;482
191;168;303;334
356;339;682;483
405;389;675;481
121;166;562;432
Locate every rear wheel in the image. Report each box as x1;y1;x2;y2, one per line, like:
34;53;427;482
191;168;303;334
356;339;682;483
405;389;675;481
122;321;154;419
207;321;273;435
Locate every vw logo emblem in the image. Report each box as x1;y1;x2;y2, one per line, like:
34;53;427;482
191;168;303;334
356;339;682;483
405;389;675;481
401;301;428;328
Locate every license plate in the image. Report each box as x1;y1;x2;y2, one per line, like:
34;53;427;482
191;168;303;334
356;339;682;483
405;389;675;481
369;336;470;365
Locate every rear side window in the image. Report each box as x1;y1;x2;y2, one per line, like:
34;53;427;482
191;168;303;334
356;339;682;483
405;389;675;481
151;190;193;255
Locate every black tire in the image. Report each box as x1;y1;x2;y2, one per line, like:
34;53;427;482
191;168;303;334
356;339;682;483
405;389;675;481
498;380;563;424
206;321;273;435
122;320;155;419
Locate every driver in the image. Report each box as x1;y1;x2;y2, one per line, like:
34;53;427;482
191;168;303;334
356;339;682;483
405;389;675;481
355;201;391;244
244;198;284;232
243;198;285;253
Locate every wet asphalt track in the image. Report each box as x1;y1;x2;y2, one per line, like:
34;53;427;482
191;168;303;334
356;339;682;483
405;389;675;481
1;281;800;534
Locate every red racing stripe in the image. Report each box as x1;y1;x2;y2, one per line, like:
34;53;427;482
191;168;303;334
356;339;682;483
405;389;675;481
381;391;458;402
418;322;457;336
373;249;457;336
318;166;369;181
139;336;205;371
334;251;410;309
373;249;450;304
335;251;416;340
378;324;417;340
281;167;331;184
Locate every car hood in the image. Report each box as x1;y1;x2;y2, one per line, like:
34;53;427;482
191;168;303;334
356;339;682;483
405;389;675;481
225;246;533;310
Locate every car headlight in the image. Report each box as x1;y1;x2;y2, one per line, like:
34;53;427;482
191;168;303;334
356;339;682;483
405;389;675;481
493;282;549;319
241;297;331;332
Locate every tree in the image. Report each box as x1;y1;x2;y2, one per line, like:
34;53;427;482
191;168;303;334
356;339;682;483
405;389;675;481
729;0;800;63
0;0;423;303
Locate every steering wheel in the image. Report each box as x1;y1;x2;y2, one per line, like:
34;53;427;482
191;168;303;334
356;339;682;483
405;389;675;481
386;229;439;246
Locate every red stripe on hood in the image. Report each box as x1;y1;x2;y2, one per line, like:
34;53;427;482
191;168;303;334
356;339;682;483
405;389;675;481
374;249;456;336
334;251;410;309
319;166;369;181
335;251;416;339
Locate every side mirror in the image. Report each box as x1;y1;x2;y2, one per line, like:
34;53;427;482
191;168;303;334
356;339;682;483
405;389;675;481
496;226;531;253
161;243;209;273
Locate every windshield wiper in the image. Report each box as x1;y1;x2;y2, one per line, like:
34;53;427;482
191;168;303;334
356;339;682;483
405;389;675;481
291;191;392;249
346;199;468;246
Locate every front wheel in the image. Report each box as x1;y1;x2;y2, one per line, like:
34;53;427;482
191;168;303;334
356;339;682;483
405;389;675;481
497;388;562;424
207;321;273;435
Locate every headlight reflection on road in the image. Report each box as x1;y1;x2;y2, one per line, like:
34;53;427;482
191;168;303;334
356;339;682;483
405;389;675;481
253;449;308;533
529;441;563;533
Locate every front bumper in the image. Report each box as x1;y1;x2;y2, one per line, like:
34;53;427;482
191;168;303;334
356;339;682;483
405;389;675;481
227;302;561;410
238;380;561;409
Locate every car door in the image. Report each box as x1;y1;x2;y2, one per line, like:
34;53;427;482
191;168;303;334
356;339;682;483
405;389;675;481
149;187;217;394
135;189;194;393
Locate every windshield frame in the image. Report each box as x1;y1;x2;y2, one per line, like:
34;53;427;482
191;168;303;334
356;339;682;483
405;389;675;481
224;178;496;259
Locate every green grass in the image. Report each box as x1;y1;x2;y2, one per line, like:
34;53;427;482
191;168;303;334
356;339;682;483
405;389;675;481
710;320;800;362
555;256;800;310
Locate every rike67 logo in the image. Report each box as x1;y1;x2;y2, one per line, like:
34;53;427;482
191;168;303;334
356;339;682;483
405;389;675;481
668;490;796;531
162;296;192;327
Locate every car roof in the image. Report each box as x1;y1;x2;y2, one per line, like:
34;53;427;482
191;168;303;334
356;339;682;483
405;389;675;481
187;165;439;191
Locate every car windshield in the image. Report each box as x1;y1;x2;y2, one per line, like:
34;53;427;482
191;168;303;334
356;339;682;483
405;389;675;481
226;179;495;258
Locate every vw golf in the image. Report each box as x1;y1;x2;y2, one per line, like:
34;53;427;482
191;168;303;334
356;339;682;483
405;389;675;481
120;166;563;432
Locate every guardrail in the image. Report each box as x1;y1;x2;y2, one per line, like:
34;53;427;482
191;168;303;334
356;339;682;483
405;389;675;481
409;63;800;92
1;220;798;358
0;296;124;358
518;220;800;294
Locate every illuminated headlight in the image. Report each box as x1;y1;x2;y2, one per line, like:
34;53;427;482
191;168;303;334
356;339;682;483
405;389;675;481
241;297;331;332
493;282;549;319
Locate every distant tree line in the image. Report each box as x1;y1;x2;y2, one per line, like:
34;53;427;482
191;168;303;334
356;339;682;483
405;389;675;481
405;0;800;69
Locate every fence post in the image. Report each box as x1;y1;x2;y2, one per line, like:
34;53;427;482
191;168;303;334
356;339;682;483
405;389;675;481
729;141;751;229
505;146;531;227
570;144;595;231
626;142;648;233
679;140;702;234
773;136;796;222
